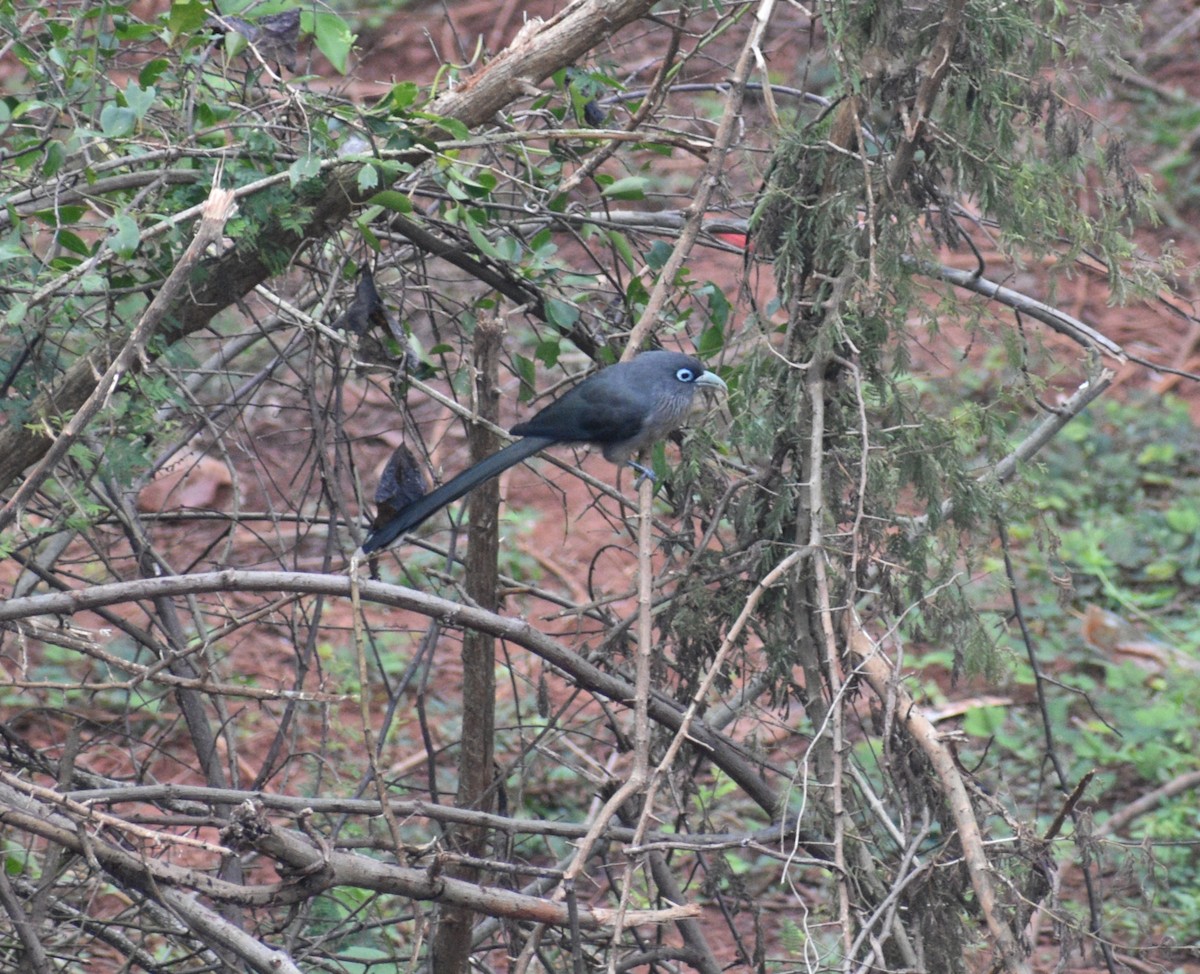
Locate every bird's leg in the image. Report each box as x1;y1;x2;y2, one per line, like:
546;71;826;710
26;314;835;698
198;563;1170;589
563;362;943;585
627;459;656;485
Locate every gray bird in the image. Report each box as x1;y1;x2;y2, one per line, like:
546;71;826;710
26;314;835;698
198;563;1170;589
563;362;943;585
359;350;727;554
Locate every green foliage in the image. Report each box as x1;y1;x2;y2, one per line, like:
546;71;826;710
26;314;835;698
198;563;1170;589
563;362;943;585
720;1;1194;964
924;393;1200;945
0;0;362;553
736;0;1166;692
1034;395;1200;615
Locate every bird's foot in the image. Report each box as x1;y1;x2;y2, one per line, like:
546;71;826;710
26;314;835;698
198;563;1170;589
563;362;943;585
627;460;657;486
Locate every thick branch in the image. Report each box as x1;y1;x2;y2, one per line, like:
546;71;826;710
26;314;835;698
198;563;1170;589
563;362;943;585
0;0;658;496
850;629;1030;974
0;569;803;828
428;0;656;126
228;803;698;929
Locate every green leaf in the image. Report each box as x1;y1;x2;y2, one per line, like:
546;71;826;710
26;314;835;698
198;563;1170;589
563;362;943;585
514;354;537;402
115;18;157;41
288;153;322;185
139;59;171;86
367;190;413;214
0;238;30;264
600;176;647;200
354;218;381;252
415;112;470;141
305;11;355;74
38;202;89;229
168;0;209;39
222;30;249;59
13;97;52;119
100;104;136;138
5;300;28;325
648;441;670;482
625;275;649;308
698;324;724;357
106;214;140;258
1164;505;1200;535
444;168;497;201
529;228;555;256
1137;442;1177;466
607;230;636;271
702;281;731;327
35;139;62;178
123;82;156;119
461;210;500;260
535;340;561;368
1144;560;1179;582
543;297;580;332
56;230;92;257
644;241;672;271
41;140;66;177
383;81;419;112
356;164;379;193
962;705;1006;737
492;234;520;263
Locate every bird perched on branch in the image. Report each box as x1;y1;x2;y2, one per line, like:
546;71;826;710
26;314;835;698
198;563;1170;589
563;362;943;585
358;350;727;555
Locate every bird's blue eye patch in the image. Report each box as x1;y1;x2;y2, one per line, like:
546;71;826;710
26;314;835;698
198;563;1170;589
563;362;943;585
675;367;695;382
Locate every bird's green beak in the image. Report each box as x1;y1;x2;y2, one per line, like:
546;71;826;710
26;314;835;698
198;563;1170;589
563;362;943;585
695;370;728;394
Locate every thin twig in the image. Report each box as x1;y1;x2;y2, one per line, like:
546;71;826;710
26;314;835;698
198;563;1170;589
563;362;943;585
620;0;770;358
850;626;1031;974
0;184;236;535
0;867;51;974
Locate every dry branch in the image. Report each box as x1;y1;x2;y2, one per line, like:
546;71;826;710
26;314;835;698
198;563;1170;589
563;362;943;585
227;802;700;930
0;569;815;833
850;628;1032;974
0;0;659;496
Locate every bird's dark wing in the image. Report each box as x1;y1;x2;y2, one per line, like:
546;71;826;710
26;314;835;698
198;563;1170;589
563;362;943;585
510;371;647;446
333;268;386;335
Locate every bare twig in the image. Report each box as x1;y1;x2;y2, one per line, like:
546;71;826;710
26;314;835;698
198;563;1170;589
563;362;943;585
0;867;51;974
0;570;791;819
0;185;236;534
599;470;657;955
850;627;1031;974
1096;769;1200;837
620;0;771;358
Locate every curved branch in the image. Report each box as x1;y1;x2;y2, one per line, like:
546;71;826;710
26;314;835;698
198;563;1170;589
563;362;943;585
911;259;1126;361
850;628;1031;974
227;803;698;929
0;0;660;496
0;783;693;946
0;569;820;835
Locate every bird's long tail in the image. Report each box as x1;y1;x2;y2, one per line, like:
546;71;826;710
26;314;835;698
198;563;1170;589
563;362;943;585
359;436;555;554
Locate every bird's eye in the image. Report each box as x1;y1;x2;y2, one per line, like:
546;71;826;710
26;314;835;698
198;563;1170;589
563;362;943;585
675;367;695;382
